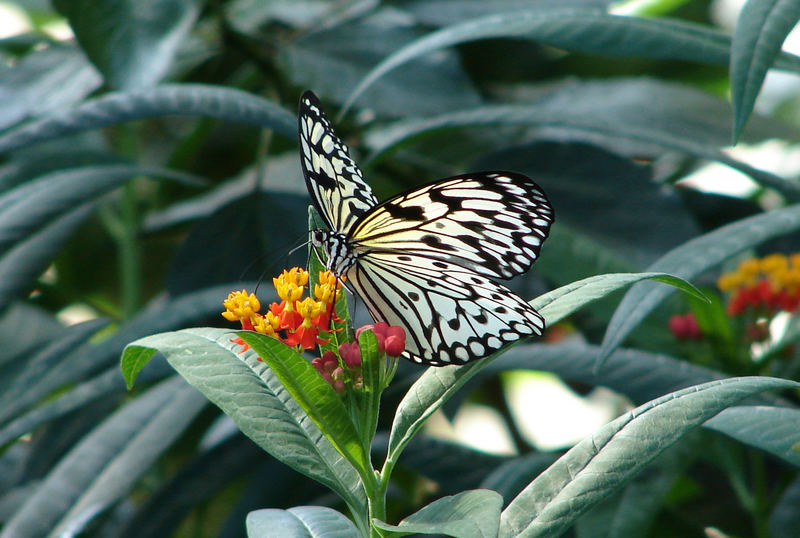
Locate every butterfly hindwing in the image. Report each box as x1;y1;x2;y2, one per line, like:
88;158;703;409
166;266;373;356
349;173;553;279
347;252;544;365
298;90;378;234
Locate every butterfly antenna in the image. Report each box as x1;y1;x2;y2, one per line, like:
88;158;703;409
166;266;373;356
251;233;309;294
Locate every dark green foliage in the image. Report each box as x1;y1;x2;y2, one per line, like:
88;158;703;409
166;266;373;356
2;1;800;537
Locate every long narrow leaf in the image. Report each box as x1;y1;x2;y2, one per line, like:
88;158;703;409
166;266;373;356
0;165;201;252
0;204;94;311
48;378;207;537
0;377;190;538
499;377;798;537
343;8;800;114
0;84;295;155
52;0;200;90
363;104;797;198
705;405;800;467
731;0;800;141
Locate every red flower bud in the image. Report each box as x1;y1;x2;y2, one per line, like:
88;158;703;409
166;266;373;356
321;350;338;369
332;379;346;394
338;342;362;368
384;335;405;357
669;313;702;341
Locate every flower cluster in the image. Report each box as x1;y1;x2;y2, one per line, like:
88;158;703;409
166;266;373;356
717;253;800;315
668;312;702;341
222;267;341;350
311;323;407;393
356;322;406;357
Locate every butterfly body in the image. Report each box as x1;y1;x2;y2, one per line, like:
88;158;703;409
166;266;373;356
299;91;553;366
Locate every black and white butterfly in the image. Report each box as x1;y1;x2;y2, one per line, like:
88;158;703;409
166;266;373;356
298;91;553;366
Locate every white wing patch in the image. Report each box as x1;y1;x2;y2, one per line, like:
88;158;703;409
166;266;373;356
298;90;378;234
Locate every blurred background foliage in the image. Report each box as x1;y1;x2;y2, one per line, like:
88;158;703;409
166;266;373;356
1;0;800;536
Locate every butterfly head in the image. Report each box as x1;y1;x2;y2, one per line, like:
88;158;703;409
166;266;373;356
311;229;356;277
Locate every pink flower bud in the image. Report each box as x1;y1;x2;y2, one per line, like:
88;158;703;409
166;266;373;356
339;342;362;368
332;379;346;394
385;336;405;357
356;324;385;352
669;313;702;341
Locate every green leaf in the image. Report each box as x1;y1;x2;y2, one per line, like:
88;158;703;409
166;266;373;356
343;8;800;113
705;405;800;467
0;164;202;253
120;345;159;390
498;377;799;537
2;284;248;429
0;44;101;130
362;99;797;198
770;474;800;537
52;0;200;90
575;435;701;538
246;506;360;538
0;204;94;311
0;365;169;448
532;272;707;326
486;341;726;406
238;331;370;476
278;9;480;119
1;377;205;537
0;84;296;155
730;0;800;141
374;489;503;538
356;329;381;457
599;203;800;366
129;328;367;520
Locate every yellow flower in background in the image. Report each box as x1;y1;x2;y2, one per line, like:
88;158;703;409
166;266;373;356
718;253;800;315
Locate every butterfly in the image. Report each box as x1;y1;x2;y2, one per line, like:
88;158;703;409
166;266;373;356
298;90;553;366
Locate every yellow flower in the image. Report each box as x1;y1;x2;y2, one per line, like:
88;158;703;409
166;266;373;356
296;297;324;328
253;311;281;336
222;290;260;321
717;272;743;292
314;270;343;305
737;258;761;280
274;279;305;304
760;253;788;276
284;267;309;287
783;269;800;292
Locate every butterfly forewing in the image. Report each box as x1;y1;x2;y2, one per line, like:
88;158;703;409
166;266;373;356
347;253;544;365
298;90;378;234
349;173;553;279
